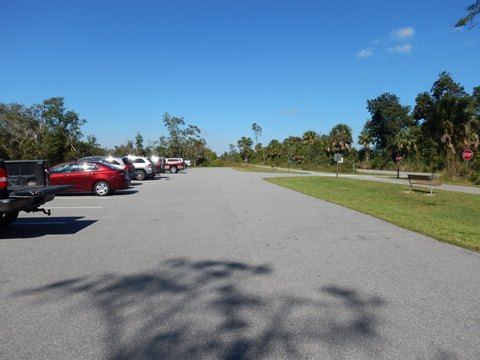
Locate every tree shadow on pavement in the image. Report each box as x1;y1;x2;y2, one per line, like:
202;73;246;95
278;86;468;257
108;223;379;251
14;258;387;359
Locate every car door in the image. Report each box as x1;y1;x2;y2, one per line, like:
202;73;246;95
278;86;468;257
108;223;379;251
49;163;75;188
64;162;97;192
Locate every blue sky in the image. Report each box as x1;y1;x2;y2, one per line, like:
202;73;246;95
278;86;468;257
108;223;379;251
1;0;479;155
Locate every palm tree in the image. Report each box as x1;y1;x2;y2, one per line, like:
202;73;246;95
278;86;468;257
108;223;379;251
393;127;419;158
328;124;352;154
302;130;318;163
358;129;373;162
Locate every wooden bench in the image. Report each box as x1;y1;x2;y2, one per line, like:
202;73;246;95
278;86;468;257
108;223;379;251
407;174;438;195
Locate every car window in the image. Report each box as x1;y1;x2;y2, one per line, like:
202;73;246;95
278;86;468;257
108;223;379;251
101;162;119;170
50;163;74;173
77;162;100;171
133;158;145;163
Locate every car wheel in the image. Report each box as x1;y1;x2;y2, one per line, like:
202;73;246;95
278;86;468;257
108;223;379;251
94;181;111;196
135;170;146;181
0;211;19;228
169;166;178;174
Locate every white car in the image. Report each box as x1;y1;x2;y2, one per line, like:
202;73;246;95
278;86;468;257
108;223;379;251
184;159;192;167
127;156;155;180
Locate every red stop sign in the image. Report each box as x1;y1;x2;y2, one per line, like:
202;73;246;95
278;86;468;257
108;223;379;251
462;149;474;161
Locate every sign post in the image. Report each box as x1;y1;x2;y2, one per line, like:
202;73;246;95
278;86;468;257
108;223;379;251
395;154;403;179
462;149;474;167
334;153;343;178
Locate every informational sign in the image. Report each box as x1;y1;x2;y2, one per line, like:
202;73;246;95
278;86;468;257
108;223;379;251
334;153;343;178
334;153;343;163
462;149;474;161
395;155;403;161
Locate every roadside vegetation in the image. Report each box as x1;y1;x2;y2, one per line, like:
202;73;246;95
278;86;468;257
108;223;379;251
222;73;480;186
266;176;480;252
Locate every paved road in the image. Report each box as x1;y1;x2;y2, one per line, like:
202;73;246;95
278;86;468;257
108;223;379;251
1;168;479;359
259;165;480;195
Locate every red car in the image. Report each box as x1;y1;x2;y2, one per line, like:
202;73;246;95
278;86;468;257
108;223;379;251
49;161;131;196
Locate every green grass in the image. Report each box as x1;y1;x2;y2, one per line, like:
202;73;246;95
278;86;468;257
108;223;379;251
231;165;306;174
265;176;480;252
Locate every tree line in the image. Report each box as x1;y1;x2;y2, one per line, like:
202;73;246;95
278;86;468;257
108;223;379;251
0;99;214;166
224;72;480;183
1;72;479;182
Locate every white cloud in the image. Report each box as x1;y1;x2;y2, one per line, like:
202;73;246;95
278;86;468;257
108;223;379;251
392;27;415;40
283;109;300;116
357;48;374;58
386;43;412;53
358;27;414;59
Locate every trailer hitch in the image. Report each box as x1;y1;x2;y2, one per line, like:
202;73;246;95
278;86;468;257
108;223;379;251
38;208;51;216
26;208;51;216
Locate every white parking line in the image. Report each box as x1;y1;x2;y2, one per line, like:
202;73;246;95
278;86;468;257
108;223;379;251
54;197;131;200
17;222;67;225
48;207;103;209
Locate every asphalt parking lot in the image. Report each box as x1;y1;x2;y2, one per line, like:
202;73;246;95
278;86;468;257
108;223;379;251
1;168;479;360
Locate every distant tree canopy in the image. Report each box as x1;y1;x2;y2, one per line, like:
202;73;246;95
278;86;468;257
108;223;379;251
361;72;480;177
112;112;210;166
364;93;412;158
456;0;480;29
0;100;212;166
251;122;262;145
0;97;103;164
160;113;207;165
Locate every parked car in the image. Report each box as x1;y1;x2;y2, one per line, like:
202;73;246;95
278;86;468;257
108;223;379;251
184;159;192;167
127;156;156;180
79;156;136;180
49;161;131;196
164;158;186;174
0;159;74;228
148;156;165;175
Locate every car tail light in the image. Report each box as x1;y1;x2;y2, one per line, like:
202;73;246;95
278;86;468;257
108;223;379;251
0;165;8;199
118;168;129;180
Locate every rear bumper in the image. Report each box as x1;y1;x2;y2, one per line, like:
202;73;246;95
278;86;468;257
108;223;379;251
0;185;73;213
0;193;55;212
